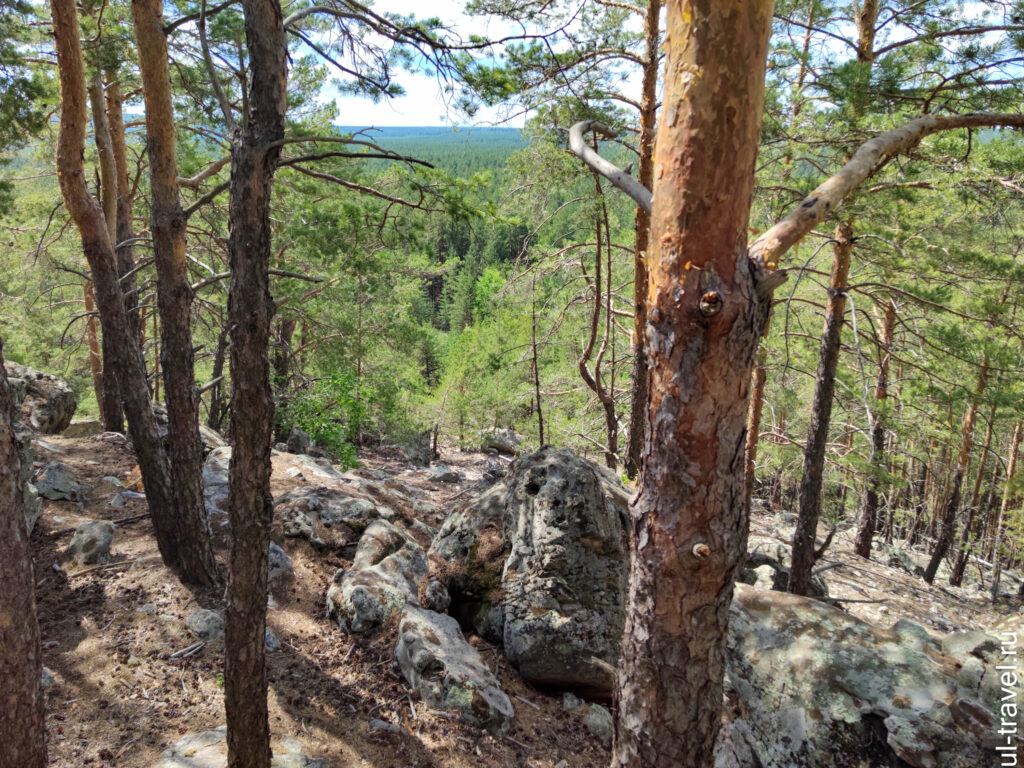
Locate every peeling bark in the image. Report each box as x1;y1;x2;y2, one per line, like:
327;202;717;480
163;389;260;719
612;2;775;764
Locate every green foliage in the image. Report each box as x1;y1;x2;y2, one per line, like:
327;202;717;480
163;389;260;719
279;372;366;468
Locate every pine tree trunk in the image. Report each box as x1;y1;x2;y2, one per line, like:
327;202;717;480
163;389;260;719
612;3;775;764
87;72;125;432
0;341;46;768
272;317;296;391
223;0;286;764
855;0;880;62
132;0;218;586
83;280;106;417
52;0;204;584
990;419;1021;602
531;277;544;445
104;71;141;343
207;323;229;431
624;0;660;480
924;357;988;583
908;437;935;545
854;298;896;559
950;402;997;586
744;344;768;506
789;222;853;596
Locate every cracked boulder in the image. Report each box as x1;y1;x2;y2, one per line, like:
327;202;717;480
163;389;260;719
430;446;630;698
326;520;427;632
723;584;1001;768
275;486;378;549
395;605;514;735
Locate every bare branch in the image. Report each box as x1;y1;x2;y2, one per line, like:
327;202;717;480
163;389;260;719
748;112;1024;269
567;120;652;213
178;155;231;188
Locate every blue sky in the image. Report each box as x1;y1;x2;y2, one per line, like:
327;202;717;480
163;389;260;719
326;0;528;128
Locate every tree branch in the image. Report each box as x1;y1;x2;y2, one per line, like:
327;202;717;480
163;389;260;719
567;120;652;213
199;0;236;131
748;112;1024;270
178;155;231;188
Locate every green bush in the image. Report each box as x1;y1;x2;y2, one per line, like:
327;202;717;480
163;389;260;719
279;372;367;468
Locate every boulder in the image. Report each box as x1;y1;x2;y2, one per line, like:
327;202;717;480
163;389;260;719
153;407;225;454
62;419;103;438
198;424;227;452
724;584;1000;768
286;426;311;455
35;461;85;501
430;446;630;698
153;727;325;768
480;427;522;455
67;520;114;565
202;447;231;517
275;486;379;549
399;430;435;467
4;362;77;434
562;694;613;749
264;627;281;653
428;463;461;483
941;630;1000;662
395;605;514;735
267;541;293;582
186;609;225;641
739;546;829;598
326;520;428;632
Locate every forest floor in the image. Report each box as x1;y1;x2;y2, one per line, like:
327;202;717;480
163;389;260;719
28;433;1017;767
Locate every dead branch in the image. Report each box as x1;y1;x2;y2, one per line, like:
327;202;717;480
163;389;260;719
567;120;652;213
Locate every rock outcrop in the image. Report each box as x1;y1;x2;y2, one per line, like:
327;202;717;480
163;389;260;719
480;427;522;455
430;446;630;698
153;726;324;768
14;421;40;533
327;520;429;632
5;362;77;434
395;605;515;735
275;486;379;549
35;461;85;501
201;447;231;518
721;584;1002;768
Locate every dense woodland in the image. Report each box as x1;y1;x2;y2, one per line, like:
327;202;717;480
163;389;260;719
2;1;1024;767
